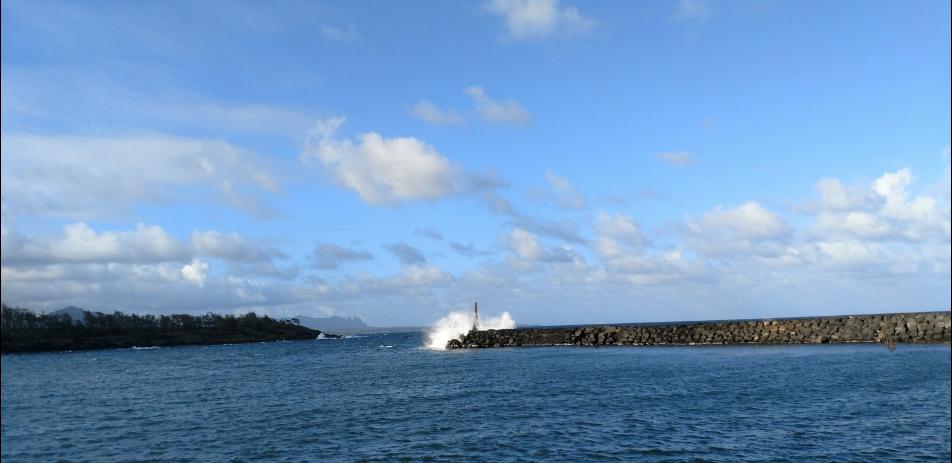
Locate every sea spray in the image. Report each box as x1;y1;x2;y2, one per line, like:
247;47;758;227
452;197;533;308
425;310;515;349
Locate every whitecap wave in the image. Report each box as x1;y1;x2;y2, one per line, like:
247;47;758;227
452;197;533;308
425;310;515;350
130;346;160;350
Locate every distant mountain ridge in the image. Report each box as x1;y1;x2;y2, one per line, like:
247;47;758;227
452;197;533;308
294;315;373;333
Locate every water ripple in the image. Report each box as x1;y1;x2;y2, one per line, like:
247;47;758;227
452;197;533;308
2;335;950;462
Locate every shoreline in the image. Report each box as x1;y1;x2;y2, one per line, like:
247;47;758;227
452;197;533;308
1;331;323;355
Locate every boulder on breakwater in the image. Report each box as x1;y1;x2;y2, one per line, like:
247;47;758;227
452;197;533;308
446;311;952;349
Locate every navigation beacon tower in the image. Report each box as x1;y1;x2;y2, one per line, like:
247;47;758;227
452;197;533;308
472;301;479;332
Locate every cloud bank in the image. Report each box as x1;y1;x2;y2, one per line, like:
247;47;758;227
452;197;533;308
485;0;594;40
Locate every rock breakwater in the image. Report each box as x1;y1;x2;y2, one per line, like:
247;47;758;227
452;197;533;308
446;311;951;349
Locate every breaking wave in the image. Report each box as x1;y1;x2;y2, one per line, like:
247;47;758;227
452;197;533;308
425;310;515;350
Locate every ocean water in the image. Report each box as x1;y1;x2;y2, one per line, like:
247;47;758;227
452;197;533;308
2;333;950;462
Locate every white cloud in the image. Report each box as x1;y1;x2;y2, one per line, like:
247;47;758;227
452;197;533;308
873;168;912;202
542;170;586;209
321;24;361;43
583;211;698;286
3;66;317;137
450;241;492;258
484;191;587;243
1;221;293;285
685;202;789;259
596;212;645;245
676;0;711;22
594;212;645;258
384;242;427;265
226;276;269;303
505;227;583;265
188;102;316;136
301;117;475;205
411;86;532;127
593;237;624;260
541;244;582;263
2;160;948;326
229;261;300;281
696;201;787;239
329;264;454;300
813;177;872;211
815;212;894;240
416;227;444;241
465;86;532;126
408;100;464;125
191;230;281;262
508;228;543;260
309;243;374;270
812;168;951;242
181;259;210;286
400;264;452;286
485;0;594;40
763;238;946;278
544;170;572;192
1;260;305;315
737;167;949;275
1;134;279;219
597;250;701;286
655;151;696;167
2;222;188;265
871;168;946;237
940;145;951;201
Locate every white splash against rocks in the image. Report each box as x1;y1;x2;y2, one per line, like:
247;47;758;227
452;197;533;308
425;310;515;350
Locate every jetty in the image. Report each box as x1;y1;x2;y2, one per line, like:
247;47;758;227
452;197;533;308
446;311;951;349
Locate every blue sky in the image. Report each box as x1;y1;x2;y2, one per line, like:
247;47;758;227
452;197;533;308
2;0;950;326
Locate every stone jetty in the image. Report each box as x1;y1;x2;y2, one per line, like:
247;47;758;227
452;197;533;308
446;311;951;349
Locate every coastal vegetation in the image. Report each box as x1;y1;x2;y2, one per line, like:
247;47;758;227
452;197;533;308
1;304;321;353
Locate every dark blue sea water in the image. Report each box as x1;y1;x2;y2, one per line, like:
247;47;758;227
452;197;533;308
2;333;950;462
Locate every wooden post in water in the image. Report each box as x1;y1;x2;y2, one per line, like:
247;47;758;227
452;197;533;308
472;301;479;332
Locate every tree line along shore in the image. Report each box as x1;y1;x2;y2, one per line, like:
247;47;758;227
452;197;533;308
1;305;322;353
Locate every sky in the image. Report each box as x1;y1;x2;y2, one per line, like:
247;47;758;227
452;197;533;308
1;0;950;326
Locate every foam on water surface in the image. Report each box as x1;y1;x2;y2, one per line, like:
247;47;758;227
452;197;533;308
425;310;515;349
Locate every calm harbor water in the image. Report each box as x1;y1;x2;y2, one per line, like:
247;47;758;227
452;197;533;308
2;332;950;462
